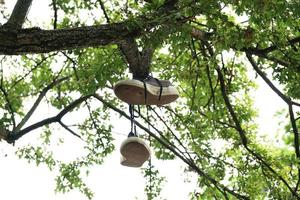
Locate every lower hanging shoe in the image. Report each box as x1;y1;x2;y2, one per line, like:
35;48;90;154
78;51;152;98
120;136;150;168
113;77;179;105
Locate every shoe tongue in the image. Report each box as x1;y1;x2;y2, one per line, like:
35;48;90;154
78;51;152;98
146;78;171;87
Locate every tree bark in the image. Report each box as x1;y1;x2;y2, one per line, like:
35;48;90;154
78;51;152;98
4;0;33;29
0;23;144;55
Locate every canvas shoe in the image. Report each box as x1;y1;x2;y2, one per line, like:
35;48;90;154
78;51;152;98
113;77;179;105
120;136;150;168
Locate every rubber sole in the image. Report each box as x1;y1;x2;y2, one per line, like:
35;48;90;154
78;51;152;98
114;79;179;105
120;137;150;168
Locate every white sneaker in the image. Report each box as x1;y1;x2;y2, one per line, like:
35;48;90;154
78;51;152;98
120;137;150;168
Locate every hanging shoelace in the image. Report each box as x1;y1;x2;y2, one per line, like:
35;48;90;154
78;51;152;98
146;105;153;194
128;104;141;137
133;74;163;104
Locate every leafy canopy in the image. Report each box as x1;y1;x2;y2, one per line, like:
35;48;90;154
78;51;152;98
0;0;300;199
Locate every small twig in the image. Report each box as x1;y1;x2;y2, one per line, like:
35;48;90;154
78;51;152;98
0;85;16;128
149;106;194;161
52;0;58;29
0;56;6;87
11;54;56;89
58;120;83;140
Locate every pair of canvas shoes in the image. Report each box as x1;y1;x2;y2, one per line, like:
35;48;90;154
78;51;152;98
114;77;179;167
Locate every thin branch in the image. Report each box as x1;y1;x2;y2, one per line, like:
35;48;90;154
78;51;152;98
216;62;299;198
191;27;300;58
245;36;300;55
52;0;58;29
135;107;189;161
289;104;300;159
58;120;83;140
149;106;194;161
0;56;5;87
189;39;201;108
0;85;16;128
246;53;300;107
98;0;110;24
196;40;299;197
216;65;248;146
11;54;56;89
7;94;92;142
289;104;300;192
14;76;70;132
93;93;249;200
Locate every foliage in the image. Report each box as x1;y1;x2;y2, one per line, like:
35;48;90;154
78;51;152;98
0;0;300;199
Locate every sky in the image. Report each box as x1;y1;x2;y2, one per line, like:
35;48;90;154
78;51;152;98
0;1;288;200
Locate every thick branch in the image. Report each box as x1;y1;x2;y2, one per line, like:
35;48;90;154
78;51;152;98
99;0;154;78
96;0;151;77
0;0;181;56
4;0;33;29
0;23;143;55
120;38;154;78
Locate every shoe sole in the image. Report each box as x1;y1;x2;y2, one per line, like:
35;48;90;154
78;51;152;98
120;137;150;167
114;79;179;105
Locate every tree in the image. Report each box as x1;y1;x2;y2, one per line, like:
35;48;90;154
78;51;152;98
0;0;300;199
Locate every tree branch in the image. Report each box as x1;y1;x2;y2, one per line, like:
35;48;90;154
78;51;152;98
0;23;143;55
51;0;58;29
196;41;300;198
244;36;300;55
92;93;249;199
288;104;300;192
6;94;92;142
97;0;154;78
14;76;70;132
0;0;182;56
216;62;299;198
3;0;33;29
58;120;83;140
0;84;16;128
11;54;57;89
98;0;110;24
246;53;300;107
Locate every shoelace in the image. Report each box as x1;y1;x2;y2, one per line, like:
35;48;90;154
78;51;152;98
134;75;163;104
128;104;140;137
